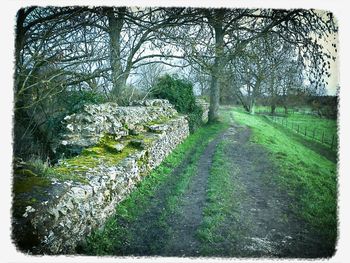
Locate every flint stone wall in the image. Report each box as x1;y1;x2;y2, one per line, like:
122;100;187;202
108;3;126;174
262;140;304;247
13;99;189;254
58;99;179;154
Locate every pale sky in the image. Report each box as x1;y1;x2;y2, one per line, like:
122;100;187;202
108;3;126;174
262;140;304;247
325;32;339;95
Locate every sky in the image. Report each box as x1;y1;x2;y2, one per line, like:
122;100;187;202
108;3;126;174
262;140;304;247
325;32;339;95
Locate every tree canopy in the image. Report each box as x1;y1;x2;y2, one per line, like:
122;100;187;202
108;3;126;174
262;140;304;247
14;6;338;160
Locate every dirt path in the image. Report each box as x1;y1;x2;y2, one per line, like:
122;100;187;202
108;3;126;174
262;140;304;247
214;124;330;257
112;147;198;256
110;133;225;256
97;116;331;257
161;134;224;256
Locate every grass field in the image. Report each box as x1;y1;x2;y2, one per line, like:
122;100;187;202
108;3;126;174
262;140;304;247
232;108;337;250
254;105;314;115
252;106;338;148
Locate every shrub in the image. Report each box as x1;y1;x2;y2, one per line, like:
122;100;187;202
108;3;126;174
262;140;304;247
152;74;203;133
65;90;106;113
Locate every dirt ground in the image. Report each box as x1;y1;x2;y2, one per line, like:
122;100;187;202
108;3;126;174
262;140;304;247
209;125;332;257
105;122;333;258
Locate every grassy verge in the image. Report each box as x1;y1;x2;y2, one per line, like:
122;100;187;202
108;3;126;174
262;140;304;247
80;120;229;255
253;105;337;147
232;109;337;248
197;139;242;255
266;114;337;147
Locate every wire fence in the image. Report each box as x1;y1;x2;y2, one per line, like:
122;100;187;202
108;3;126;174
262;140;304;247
256;108;317;116
264;115;338;150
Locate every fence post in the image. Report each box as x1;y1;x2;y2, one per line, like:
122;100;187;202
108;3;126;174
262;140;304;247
304;127;307;136
313;128;316;139
321;131;325;143
297;124;300;133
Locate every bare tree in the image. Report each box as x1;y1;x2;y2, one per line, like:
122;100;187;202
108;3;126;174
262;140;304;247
13;6;338;159
166;8;337;122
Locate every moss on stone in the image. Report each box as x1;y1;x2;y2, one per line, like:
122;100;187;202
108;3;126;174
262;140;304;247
124;132;157;146
51;134;140;182
13;172;51;194
144;116;171;126
13;128;160;197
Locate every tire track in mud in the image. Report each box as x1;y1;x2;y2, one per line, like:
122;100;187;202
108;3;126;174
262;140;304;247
209;124;332;258
161;133;225;256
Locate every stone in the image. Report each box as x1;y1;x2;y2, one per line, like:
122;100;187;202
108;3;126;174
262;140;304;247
147;124;169;133
12;99;190;254
114;143;125;152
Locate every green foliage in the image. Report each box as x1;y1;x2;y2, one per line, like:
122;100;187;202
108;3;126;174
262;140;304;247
232;109;337;247
254;105;338;148
152;74;203;133
23;158;52;177
14;88;107;161
64;90;106;113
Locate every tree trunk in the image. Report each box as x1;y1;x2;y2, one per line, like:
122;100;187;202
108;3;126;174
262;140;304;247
106;7;126;98
271;104;276;115
209;72;220;122
249;97;256;115
269;71;276;115
249;79;260;115
15;9;26;69
208;11;225;123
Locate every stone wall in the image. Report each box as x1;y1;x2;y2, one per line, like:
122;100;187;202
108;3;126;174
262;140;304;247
57;99;179;155
12;100;189;254
195;98;209;122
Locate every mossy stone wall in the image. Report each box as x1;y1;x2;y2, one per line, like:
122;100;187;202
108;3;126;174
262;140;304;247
12;100;189;254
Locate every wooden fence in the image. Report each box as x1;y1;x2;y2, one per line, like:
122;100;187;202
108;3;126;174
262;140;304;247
264;115;338;150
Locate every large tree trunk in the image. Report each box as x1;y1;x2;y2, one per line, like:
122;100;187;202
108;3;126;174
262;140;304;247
249;80;260;115
271;104;276;115
249;97;256;115
15;9;26;70
106;7;126;98
208;11;225;123
269;71;276;115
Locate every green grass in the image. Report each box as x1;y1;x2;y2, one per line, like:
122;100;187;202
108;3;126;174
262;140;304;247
254;105;314;115
232;109;337;247
252;105;338;147
81;118;229;255
197;139;242;255
269;114;337;146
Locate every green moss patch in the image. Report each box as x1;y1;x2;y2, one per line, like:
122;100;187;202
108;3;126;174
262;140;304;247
144;116;172;126
13;172;51;194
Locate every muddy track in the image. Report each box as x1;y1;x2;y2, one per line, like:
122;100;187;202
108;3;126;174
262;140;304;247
90;114;333;258
161;133;224;256
213;124;332;258
112;132;225;256
113;146;198;256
